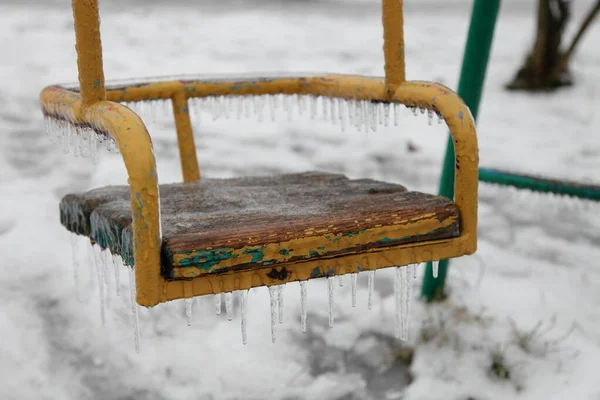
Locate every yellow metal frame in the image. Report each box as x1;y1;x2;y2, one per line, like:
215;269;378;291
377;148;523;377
40;0;478;307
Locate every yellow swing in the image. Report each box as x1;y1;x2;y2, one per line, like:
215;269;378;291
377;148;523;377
41;0;479;345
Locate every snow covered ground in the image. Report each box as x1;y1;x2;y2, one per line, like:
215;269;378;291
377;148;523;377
1;0;600;399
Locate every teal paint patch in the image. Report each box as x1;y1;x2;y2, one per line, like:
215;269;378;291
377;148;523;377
317;246;325;251
310;267;321;278
309;250;319;257
93;80;100;90
279;249;291;256
342;231;360;238
242;246;265;263
178;247;238;271
326;234;341;243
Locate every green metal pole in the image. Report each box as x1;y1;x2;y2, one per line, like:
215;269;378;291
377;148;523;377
421;0;501;302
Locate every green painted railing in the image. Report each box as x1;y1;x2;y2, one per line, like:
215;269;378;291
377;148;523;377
479;168;600;201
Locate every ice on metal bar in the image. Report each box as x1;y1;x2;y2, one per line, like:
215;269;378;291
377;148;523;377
338;275;344;287
70;233;81;301
351;273;358;307
276;285;284;324
185;298;193;326
300;281;308;333
128;267;140;353
404;264;416;340
268;286;278;343
241;290;248;345
112;254;121;297
367;270;375;310
400;266;409;341
214;293;222;315
394;266;401;338
327;277;335;328
92;244;106;326
225;292;234;321
433;261;439;278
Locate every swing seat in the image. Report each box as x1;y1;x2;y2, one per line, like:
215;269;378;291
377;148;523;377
42;0;480;307
61;171;461;280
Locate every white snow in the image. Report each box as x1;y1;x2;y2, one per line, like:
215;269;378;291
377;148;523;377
1;0;600;398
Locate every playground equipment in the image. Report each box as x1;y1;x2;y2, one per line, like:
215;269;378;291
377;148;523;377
41;0;479;347
421;0;600;301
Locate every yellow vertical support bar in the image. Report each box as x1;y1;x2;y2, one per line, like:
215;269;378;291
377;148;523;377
72;0;106;107
382;0;406;96
172;93;201;182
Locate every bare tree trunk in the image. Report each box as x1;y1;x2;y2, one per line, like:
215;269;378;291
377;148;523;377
507;0;600;92
506;0;571;91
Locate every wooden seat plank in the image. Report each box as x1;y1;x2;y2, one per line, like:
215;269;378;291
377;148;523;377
60;172;460;279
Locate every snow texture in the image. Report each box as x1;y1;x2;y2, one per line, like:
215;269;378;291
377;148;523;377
1;0;600;399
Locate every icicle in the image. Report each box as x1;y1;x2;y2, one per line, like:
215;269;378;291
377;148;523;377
93;245;106;326
225;292;234;320
322;97;329;121
240;290;248;345
102;249;111;285
337;274;344;287
330;97;337;124
254;96;264;122
394;103;400;126
412;106;418;116
112;254;121;297
403;264;415;340
283;95;293;121
339;99;347;131
244;96;251;118
223;96;232;120
268;95;277;121
367;270;375;310
437;112;444;124
300;281;308;333
101;249;112;310
394;266;401;338
347;100;355;126
369;102;378;132
351;273;357;307
70;233;81;301
268;286;278;343
413;263;418;280
214;293;222;315
433;261;439;278
185;298;193;326
86;240;97;293
353;101;361;130
298;95;306;116
419;107;426;114
310;96;317;119
327;277;335;328
384;103;390;127
60;124;70;154
128;267;140;353
235;96;243;120
427;109;434;125
71;127;81;158
400;266;409;340
276;285;284;324
90;131;98;165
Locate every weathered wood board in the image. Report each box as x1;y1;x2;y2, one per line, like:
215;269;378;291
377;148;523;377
60;172;460;279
